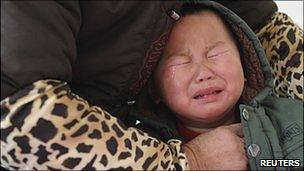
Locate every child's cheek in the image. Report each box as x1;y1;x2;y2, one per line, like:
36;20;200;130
163;67;188;91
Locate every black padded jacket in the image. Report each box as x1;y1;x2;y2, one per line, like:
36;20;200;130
1;1;277;118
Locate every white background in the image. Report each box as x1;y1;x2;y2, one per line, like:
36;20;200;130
275;0;303;28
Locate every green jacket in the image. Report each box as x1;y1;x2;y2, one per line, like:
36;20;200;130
136;1;303;170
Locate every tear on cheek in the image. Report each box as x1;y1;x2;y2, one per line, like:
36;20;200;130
163;69;177;80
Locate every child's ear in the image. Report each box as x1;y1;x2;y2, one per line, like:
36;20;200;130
148;79;161;104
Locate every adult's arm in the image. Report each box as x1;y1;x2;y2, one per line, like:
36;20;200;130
1;80;187;170
1;1;187;170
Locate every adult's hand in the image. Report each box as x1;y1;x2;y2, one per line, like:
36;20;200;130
182;123;248;170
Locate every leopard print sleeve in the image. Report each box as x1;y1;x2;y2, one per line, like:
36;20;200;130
0;80;188;170
256;12;303;101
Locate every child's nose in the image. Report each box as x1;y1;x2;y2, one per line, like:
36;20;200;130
195;65;214;83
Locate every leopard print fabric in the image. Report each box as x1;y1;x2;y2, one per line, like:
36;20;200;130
0;80;188;170
256;12;303;100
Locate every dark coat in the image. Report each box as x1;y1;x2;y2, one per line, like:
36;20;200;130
1;1;276;120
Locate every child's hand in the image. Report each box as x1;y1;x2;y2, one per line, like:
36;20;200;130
183;123;248;170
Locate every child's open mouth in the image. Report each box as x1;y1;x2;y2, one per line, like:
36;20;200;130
193;90;222;99
192;86;223;103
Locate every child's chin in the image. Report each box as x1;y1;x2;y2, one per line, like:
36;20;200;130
196;111;232;125
196;108;225;118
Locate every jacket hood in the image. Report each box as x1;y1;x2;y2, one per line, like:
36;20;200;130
135;0;274;141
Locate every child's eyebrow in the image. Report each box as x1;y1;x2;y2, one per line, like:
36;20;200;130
207;41;226;51
166;49;191;60
165;41;226;60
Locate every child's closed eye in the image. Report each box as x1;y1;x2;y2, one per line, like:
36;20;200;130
168;56;191;67
207;50;229;58
169;60;191;67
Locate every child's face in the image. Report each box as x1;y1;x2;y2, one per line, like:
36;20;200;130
154;11;245;126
